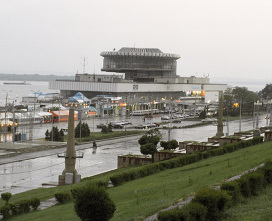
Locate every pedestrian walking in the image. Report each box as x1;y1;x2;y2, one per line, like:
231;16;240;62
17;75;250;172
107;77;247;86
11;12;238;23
92;140;97;154
93;140;97;149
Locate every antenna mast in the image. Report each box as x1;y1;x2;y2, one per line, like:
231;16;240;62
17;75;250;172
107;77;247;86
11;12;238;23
82;56;88;74
83;57;86;74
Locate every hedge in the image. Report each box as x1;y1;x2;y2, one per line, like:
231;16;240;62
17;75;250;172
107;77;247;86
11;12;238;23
110;136;263;186
55;192;72;204
0;197;41;219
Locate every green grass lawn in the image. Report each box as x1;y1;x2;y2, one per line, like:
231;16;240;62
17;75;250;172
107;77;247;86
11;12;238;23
222;185;272;221
2;141;272;220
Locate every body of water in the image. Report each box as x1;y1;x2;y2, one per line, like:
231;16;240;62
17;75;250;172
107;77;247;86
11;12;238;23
0;80;56;106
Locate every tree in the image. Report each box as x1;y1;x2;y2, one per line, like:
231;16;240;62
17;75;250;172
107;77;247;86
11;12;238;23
75;122;90;138
259;84;272;100
199;110;206;119
160;139;179;150
45;126;64;142
45;129;50;141
59;129;64;142
71;184;116;221
140;143;157;155
1;192;12;204
138;129;161;162
101;124;113;133
223;86;259;116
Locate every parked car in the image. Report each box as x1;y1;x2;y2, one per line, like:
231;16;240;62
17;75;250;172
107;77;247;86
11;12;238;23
161;115;170;120
173;119;182;123
135;124;146;129
113;123;124;129
146;123;157;128
120;120;131;125
96;123;107;128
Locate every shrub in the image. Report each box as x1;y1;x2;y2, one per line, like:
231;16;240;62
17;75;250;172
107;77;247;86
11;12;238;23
160;141;168;149
1;192;12;204
157;207;186;221
11;200;31;215
237;175;252;198
55;192;72;204
29;198;40;210
182;202;207;221
243;172;264;196
96;180;109;188
101;125;110;133
0;204;11;219
258;161;272;185
192;187;231;221
220;180;241;204
160;140;179;150
10;203;19;216
110;174;123;186
71;184;116;221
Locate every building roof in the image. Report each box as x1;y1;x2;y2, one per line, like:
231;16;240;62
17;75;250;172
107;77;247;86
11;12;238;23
100;47;180;59
68;92;90;103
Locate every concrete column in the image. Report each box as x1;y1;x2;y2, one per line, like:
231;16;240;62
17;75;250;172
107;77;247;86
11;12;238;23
216;91;224;137
59;108;81;185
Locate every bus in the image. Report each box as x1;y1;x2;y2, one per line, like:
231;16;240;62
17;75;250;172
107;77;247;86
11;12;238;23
132;109;159;116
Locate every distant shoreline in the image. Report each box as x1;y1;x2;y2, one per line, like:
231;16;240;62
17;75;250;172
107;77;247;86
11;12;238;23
0;73;74;82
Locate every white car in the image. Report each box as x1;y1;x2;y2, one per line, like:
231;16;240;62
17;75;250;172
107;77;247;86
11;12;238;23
161;115;170;120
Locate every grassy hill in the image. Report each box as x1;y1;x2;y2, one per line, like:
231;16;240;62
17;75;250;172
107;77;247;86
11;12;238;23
1;140;272;220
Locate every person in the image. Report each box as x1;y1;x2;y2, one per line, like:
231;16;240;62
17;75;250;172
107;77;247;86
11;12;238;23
93;140;97;149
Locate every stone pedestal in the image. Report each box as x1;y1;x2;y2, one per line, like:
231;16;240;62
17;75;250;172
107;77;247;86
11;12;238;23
253;129;260;137
59;173;81;185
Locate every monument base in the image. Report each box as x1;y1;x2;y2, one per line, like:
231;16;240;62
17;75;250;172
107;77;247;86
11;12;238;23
253;129;260;137
58;173;81;186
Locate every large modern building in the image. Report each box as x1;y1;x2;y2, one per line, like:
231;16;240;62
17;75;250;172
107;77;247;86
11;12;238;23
100;47;180;82
49;47;228;108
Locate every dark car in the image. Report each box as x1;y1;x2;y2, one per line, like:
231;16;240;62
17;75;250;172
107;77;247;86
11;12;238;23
113;123;124;129
96;123;107;128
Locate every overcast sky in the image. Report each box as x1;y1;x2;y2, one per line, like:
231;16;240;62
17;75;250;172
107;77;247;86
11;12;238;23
1;0;271;89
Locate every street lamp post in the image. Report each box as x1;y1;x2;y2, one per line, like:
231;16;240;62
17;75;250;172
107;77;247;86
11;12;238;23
268;100;272;129
3;90;12;142
253;101;262;136
239;99;242;132
12;100;15;143
51;99;54;142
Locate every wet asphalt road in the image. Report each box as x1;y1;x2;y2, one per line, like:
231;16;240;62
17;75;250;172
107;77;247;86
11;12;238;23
0;115;267;195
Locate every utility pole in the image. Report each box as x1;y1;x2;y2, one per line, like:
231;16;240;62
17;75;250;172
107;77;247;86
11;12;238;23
12;101;15;143
253;100;262;136
239;99;241;132
216;91;224;137
4;92;7;142
52;99;54;142
268;100;272;129
253;98;255;130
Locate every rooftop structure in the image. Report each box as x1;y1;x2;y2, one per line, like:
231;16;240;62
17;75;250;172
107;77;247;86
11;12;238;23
100;47;180;82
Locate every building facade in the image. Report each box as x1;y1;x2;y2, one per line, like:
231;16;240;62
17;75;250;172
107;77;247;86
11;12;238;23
49;47;229;106
100;47;180;82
